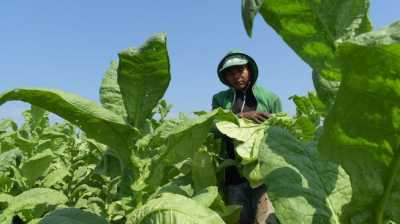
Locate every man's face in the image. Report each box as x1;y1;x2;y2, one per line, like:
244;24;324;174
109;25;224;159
223;64;251;91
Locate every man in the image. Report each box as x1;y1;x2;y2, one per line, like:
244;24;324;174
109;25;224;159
212;51;281;224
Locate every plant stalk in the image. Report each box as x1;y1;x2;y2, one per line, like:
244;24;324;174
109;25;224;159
376;150;400;224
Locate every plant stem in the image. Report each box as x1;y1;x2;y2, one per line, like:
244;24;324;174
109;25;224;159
376;151;400;224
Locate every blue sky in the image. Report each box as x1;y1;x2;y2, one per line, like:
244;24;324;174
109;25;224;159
1;1;399;122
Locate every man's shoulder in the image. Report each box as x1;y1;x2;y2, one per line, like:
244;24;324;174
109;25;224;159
212;88;233;109
253;84;280;100
253;84;282;113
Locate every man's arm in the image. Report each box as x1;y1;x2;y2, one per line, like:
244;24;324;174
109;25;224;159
240;94;282;123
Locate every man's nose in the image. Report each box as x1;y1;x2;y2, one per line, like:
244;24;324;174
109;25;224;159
231;71;241;78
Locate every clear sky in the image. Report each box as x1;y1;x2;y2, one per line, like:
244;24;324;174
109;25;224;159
1;1;399;122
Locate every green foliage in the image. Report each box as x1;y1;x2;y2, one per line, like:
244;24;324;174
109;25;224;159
242;0;400;223
100;60;128;118
128;108;236;203
261;128;351;223
0;105;135;223
241;0;265;37
0;34;241;224
118;33;171;129
319;22;400;224
126;193;225;224
192;146;217;192
289;92;327;140
216;119;352;223
21;149;54;186
0;188;68;224
0;149;21;172
241;0;371;107
0;107;237;224
0;88;136;165
39;208;108;224
290;92;326;123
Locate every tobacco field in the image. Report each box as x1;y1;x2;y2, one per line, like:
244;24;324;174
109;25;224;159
0;0;399;223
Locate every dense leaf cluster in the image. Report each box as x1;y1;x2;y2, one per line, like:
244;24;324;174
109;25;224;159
0;34;241;224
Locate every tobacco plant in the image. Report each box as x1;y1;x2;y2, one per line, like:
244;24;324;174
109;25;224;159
241;0;400;223
0;33;242;224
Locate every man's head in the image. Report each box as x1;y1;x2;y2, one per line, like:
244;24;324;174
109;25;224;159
217;51;258;90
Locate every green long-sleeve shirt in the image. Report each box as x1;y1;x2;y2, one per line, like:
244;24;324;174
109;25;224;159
212;84;282;113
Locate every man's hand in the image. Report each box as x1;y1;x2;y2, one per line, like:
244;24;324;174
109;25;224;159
238;111;271;124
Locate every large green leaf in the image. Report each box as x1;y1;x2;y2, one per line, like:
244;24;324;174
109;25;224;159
318;0;371;41
192;186;219;208
217;121;352;223
99;60;127;118
0;119;18;133
241;0;265;37
39;208;108;224
21;149;54;186
0;88;136;159
0;188;67;223
242;0;371;106
118;33;171;128
312;70;341;107
257;0;371;69
130;109;236;194
192;146;217;192
216;119;266;165
126;193;225;224
191;186;241;224
0;193;13;207
41;168;70;188
0;149;22;172
319;21;400;224
263;127;351;224
158;109;235;164
243;0;371;40
209;193;241;224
